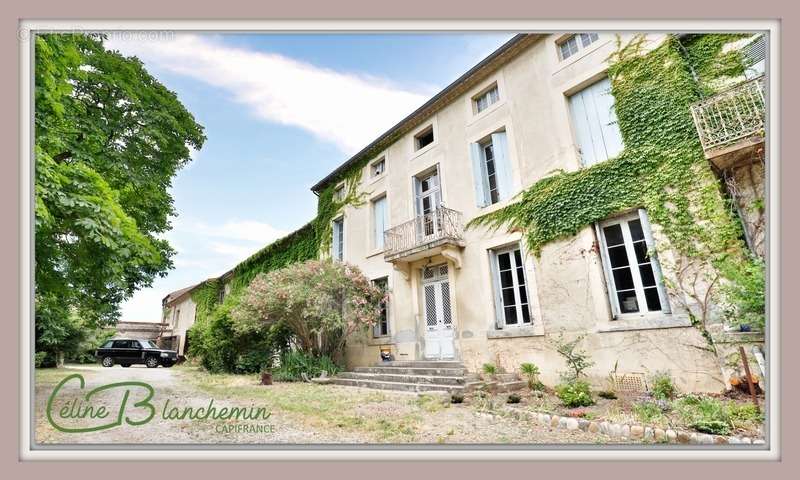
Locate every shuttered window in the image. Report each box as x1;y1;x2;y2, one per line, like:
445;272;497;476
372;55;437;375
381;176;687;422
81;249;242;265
568;77;624;167
372;196;387;250
332;217;344;261
470;130;514;207
372;277;389;337
490;245;532;329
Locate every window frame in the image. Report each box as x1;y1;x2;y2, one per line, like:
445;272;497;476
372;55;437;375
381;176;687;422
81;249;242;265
596;210;671;319
557;33;600;61
371;194;388;251
479;138;501;205
372;277;390;338
489;243;533;329
414;125;435;151
331;216;344;261
370;157;386;178
473;83;500;114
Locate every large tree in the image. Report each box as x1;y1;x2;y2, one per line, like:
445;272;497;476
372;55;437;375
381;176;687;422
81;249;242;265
34;34;205;359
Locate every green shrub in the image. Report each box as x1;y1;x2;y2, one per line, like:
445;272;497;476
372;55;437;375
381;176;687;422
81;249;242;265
650;371;677;400
555;380;594;408
272;351;340;382
633;401;665;424
674;395;732;435
507;393;522;404
519;362;541;390
482;363;498;376
450;392;464;404
34;351;48;368
598;390;618;400
553;333;594;381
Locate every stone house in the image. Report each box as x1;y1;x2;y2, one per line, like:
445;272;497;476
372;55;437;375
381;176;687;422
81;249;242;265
162;32;766;392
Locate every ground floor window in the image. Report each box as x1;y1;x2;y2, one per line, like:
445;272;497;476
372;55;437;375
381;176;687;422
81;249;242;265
372;277;389;337
490;244;532;328
597;210;670;317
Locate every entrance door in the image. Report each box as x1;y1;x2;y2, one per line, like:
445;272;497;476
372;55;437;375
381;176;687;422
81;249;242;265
414;168;442;242
422;264;455;359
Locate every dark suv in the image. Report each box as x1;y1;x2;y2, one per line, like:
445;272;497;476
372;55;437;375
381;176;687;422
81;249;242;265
95;339;178;368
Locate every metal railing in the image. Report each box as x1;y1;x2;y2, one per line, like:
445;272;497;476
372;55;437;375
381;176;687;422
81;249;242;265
384;207;464;258
690;75;765;152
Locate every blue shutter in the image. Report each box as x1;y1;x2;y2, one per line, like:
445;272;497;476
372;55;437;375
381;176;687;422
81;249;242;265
491;131;514;201
470;142;488;207
569;77;623;166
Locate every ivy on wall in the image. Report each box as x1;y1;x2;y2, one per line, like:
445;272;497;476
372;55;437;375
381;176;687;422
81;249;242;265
469;34;762;329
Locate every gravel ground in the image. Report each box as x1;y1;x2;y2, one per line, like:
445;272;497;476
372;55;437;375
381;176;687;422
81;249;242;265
35;365;618;445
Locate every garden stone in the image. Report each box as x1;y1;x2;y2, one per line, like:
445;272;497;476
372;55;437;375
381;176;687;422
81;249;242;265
550;416;560;428
578;419;590;431
699;434;715;445
621;424;630;439
542;414;551;426
565;418;579;430
558;417;568;429
588;422;599;433
644;427;654;441
677;431;691;444
753;439;765;445
600;422;609;434
741;437;752;444
654;428;666;442
666;430;677;442
630;425;644;439
714;436;728;444
610;424;622;438
690;433;699;444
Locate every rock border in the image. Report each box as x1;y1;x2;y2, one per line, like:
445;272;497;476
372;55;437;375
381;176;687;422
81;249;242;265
499;405;764;445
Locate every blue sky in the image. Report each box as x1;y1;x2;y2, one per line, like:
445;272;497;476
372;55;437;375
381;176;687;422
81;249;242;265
108;32;514;322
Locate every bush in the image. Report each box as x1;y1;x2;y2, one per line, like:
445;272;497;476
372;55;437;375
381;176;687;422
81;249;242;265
34;351;48;368
555;380;594;408
450;392;464;404
271;351;340;382
507;393;522;404
633;401;665;424
598;390;618;400
650;371;677;400
553;333;594;381
519;362;541;390
674;395;732;435
482;363;498;376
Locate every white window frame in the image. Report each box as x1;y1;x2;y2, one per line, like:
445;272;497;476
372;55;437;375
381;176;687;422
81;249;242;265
333;184;345;201
331;216;344;261
596;209;671;319
558;33;599;61
372;277;390;338
414;125;435;151
370;157;386;178
489;243;533;329
473;84;500;114
371;195;387;250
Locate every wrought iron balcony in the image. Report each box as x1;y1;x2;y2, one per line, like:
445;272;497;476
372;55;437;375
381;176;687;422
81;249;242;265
690;75;765;167
383;207;465;262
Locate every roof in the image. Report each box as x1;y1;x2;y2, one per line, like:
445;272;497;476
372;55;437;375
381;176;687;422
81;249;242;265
310;33;542;193
162;281;206;305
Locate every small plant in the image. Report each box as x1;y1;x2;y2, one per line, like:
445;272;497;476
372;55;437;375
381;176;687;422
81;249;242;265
506;393;522;404
673;395;732;435
650;371;677;400
555;380;594;408
633;400;665;424
602;360;620;399
450;392;464;404
519;362;541;390
553;332;595;382
598;390;618;400
482;363;498;377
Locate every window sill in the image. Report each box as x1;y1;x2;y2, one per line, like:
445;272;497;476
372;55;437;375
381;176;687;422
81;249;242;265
487;327;544;339
366;248;385;259
596;314;692;333
466;99;506;127
410;142;437;161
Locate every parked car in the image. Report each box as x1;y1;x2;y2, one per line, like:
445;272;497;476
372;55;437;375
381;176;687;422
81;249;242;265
95;339;178;368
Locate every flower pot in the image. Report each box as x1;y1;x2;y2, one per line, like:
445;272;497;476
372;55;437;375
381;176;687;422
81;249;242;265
261;372;273;385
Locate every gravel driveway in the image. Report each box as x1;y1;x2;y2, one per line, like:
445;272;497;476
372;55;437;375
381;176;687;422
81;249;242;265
35;365;617;445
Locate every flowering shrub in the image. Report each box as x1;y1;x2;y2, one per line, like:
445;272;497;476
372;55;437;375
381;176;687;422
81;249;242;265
233;259;385;360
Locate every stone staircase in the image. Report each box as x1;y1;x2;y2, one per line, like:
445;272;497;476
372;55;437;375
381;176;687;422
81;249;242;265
330;361;525;394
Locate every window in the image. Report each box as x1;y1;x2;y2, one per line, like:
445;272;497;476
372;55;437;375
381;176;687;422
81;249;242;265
372;277;389;337
334;184;345;201
414;126;435;150
470;130;513;207
569;76;624;166
598;211;669;317
372;196;387;250
332;217;344;261
558;33;599;60
370;157;386;178
491;245;532;328
474;84;500;113
742;34;766;79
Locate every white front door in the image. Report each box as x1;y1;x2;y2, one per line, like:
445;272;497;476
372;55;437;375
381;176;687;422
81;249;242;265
422;264;455;360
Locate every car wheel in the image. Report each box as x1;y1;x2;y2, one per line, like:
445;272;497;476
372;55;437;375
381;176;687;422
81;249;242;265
163;362;175;368
121;363;131;368
145;357;159;368
101;356;114;367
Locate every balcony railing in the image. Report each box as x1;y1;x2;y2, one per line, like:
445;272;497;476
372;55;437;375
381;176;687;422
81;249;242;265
384;207;464;260
690;75;765;152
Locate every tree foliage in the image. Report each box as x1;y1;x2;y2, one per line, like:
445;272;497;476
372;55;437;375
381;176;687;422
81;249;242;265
34;34;205;359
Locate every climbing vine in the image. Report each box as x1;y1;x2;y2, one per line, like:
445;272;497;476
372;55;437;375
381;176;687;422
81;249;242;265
469;34;762;330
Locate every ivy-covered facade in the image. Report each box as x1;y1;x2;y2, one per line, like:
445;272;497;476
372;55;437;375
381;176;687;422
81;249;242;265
161;33;766;392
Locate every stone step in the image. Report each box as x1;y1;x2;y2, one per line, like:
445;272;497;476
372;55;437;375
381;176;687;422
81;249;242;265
330;377;464;393
353;366;468;376
376;360;465;368
337;372;466;386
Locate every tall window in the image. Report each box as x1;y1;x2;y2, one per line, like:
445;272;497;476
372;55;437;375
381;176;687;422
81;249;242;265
372;196;387;250
470;130;513;207
332;217;344;261
569;76;624;166
474;84;500;113
491;245;532;328
598;211;668;316
558;33;599;60
372;277;389;337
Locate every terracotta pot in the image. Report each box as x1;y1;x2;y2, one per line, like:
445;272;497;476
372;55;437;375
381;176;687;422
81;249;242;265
261;372;273;385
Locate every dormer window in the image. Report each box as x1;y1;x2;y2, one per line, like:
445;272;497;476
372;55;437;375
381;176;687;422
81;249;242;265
558;33;599;61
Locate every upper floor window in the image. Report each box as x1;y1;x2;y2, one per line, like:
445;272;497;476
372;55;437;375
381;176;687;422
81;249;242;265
333;184;345;201
414;126;435;150
568;76;624;167
742;34;766;79
372;277;389;337
597;210;670;318
470;130;513;207
474;84;500;114
332;217;344;261
490;244;532;329
370;157;386;178
372;195;387;250
558;33;599;61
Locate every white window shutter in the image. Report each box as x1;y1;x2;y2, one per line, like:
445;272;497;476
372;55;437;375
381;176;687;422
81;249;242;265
595;223;620;319
470;142;488;207
569;77;624;166
491;131;514;200
489;251;504;329
637;209;671;314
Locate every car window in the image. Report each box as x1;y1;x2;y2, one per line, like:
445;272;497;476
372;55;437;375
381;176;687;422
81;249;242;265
102;340;114;348
130;340;142;348
112;340;127;348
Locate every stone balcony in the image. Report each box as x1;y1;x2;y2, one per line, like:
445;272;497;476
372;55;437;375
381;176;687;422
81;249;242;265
383;207;465;277
690;75;765;170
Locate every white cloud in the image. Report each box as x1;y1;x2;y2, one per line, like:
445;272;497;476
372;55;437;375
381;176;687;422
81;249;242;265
106;34;429;153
